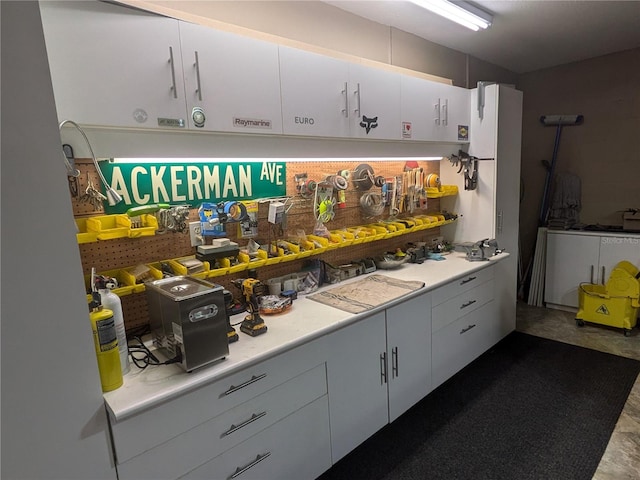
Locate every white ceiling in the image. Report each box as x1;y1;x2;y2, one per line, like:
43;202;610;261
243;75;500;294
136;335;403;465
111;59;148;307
325;1;640;74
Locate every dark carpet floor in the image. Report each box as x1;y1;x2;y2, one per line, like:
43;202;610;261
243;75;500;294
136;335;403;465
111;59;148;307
318;331;640;480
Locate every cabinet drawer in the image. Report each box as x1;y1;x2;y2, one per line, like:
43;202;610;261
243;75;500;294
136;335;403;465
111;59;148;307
431;265;494;306
111;338;326;464
118;363;327;480
180;396;331;480
432;301;496;389
432;279;494;333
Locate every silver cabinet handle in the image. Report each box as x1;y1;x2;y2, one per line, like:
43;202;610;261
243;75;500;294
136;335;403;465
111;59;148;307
590;265;595;284
354;83;361;116
434;99;441;125
194;51;202;101
168;46;177;99
224;374;267;396
341;82;349;117
392;347;399;378
442;98;449;126
497;210;504;233
222;412;267;437
601;266;606;285
460;324;476;334
460;299;477;309
460;276;477;285
229;453;271;479
380;352;387;385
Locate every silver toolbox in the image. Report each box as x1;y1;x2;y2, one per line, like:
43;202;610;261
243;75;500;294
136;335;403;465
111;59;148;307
145;276;228;372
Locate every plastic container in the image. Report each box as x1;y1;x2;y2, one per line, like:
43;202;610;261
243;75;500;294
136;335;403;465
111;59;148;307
98;288;130;375
576;261;640;335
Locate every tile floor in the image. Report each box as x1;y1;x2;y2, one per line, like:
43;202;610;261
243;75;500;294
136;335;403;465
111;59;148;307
516;302;640;479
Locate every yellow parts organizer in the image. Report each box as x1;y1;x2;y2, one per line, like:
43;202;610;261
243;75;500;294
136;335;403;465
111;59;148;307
576;260;639;335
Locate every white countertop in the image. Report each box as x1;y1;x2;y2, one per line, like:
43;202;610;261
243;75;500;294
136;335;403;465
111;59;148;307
104;252;509;421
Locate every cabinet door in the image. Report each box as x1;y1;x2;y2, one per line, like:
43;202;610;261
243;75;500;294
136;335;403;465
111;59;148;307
40;1;188;129
432;301;496;389
348;64;401;140
439;84;471;143
180;22;282;134
326;311;388;463
400;76;441;141
598;235;640;284
386;293;432;422
545;233;601;308
279;47;350;138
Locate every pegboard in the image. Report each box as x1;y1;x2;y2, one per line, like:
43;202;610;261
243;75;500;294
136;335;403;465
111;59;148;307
74;158;447;334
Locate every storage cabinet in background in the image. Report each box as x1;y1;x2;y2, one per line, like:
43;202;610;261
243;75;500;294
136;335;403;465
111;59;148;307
545;231;640;309
327;293;432;462
180;22;283;134
40;1;188;129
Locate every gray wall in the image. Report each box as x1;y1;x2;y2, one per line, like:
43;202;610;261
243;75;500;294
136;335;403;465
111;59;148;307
517;48;640;268
1;2;116;478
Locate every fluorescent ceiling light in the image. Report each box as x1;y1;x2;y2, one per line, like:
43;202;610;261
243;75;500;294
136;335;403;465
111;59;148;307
410;0;493;31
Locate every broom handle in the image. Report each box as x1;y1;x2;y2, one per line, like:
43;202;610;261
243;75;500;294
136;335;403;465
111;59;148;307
539;125;563;225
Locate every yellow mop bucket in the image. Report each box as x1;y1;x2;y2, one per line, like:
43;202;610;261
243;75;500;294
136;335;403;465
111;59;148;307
576;261;639;336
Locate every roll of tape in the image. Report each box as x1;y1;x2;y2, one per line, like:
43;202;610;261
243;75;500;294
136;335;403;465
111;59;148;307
338;169;351;180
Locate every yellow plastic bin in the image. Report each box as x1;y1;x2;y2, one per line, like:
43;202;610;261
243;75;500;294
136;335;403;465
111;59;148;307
576;261;639;336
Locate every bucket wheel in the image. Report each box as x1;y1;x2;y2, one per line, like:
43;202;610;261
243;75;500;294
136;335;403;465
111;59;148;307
575;319;585;327
624;329;631;337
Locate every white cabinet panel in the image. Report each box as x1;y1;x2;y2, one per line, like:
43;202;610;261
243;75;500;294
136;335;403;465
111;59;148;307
348;63;401;140
439;83;471;143
597;236;640;283
40;1;188;129
179;22;283;134
326;311;388;463
400;75;441;141
545;233;600;308
181;397;331;480
432;301;496;389
279;47;350;138
386;293;432;422
432;279;494;333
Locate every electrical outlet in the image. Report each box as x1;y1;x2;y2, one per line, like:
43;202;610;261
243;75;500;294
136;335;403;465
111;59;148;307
189;221;203;247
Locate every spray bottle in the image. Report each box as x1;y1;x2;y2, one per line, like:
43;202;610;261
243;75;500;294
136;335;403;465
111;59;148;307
95;274;130;375
88;291;123;392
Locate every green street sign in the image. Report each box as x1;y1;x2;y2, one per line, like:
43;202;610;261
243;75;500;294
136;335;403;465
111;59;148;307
100;159;286;214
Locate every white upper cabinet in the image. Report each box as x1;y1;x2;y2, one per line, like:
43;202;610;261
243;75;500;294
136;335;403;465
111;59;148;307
40;1;188;129
439;84;471;143
179;22;283;134
279;47;351;138
400;77;470;142
400;75;442;141
348;63;402;140
280;47;401;140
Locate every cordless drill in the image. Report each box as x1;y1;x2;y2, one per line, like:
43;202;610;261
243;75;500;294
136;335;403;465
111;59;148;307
233;278;268;337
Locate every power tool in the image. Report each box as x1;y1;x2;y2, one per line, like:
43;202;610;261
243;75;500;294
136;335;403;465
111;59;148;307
233;278;268;337
222;289;239;343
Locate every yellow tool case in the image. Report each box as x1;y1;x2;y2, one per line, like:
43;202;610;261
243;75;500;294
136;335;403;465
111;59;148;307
576;261;639;336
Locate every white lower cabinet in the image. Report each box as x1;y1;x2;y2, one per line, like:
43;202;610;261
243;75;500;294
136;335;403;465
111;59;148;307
180;396;331;480
430;266;497;389
432;301;496;389
327;292;432;462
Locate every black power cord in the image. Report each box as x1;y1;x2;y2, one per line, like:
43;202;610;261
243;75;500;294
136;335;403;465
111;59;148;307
127;335;182;370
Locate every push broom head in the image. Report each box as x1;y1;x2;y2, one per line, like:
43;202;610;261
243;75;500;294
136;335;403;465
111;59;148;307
540;115;584;126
